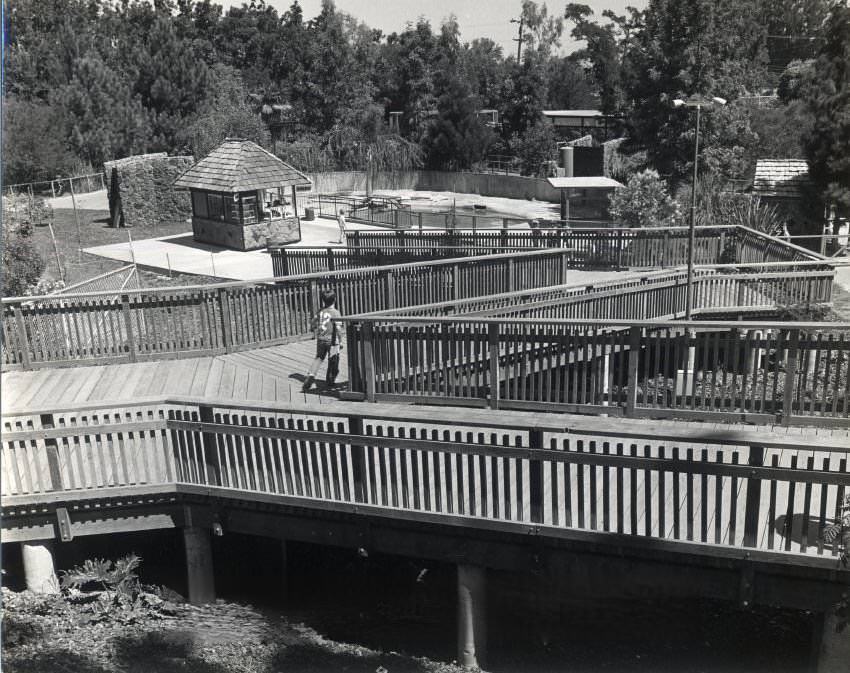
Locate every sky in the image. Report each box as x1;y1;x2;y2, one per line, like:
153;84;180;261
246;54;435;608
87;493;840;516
224;0;647;55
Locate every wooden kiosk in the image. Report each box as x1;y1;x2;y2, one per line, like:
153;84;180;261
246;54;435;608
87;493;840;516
173;139;312;250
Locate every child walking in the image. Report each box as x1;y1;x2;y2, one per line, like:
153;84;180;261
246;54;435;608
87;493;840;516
303;290;345;392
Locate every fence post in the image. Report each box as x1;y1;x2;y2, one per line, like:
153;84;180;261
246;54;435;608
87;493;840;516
326;247;336;272
782;328;800;425
13;306;33;370
363;322;376;402
625;325;641;417
742;444;765;548
718;230;726;262
121;294;137;363
507;258;515;292
488;323;500;410
218;287;233;353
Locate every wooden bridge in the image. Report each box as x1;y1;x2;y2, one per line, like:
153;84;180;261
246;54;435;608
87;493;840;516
3;225;849;670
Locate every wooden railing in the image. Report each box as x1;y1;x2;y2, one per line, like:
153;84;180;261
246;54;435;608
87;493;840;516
270;245;530;277
346;225;824;269
1;249;571;371
3;397;848;564
344;317;850;425
354;264;834;322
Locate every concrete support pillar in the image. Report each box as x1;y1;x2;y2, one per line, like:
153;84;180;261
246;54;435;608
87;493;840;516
816;610;850;673
22;540;60;594
457;564;487;669
183;527;215;604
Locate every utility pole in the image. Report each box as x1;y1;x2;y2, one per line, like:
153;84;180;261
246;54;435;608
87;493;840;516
511;16;524;62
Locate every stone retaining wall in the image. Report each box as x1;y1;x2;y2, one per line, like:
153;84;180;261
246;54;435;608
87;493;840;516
105;153;194;228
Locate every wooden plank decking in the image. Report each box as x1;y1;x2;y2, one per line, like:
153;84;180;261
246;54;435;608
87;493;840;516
1;340;347;412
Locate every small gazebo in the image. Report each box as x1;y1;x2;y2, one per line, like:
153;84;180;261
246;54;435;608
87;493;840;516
173;138;312;250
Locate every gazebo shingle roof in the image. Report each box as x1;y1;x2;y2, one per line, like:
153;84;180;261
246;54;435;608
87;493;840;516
752;159;810;199
173;139;312;192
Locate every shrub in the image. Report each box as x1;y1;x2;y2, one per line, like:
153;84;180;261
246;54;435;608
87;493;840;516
608;169;679;228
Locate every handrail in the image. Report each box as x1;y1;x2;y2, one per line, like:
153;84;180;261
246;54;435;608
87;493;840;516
3;395;848;565
3;395;848;450
1;247;566;303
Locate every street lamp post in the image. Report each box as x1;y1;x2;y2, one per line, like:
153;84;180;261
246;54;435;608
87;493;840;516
673;95;727;319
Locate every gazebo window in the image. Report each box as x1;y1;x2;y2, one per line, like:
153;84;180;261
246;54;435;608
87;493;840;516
207;193;224;221
192;191;208;218
226;197;240;223
242;195;258;224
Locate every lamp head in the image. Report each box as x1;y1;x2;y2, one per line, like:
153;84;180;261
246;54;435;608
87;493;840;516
673;99;685;108
711;96;727;106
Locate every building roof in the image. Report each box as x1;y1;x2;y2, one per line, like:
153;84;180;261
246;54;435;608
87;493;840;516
547;177;623;189
173;139;312;193
543;110;604;118
752;159;810;199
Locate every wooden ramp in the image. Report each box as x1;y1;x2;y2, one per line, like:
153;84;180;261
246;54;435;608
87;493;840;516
1;340;348;412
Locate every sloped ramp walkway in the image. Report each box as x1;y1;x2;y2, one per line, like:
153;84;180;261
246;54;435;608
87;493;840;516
2;340;345;412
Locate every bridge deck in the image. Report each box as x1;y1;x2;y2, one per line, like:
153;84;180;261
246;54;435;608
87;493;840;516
2;340;347;412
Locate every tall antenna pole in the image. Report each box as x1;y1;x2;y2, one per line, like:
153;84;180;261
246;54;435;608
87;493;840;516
511;16;524;62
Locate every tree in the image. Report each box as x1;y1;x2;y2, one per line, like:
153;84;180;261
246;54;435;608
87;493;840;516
512;121;557;177
622;0;769;183
3;98;75;184
57;53;150;167
185;65;270;159
564;4;640;114
804;3;850;212
422;75;494;170
608;169;679;228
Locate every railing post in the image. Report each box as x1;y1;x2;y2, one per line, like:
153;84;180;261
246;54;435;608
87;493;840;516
742;444;765;547
507;258;515;292
326;247;335;272
782;328;800;425
559;250;569;286
348;415;368;502
384;269;396;309
198;404;221;486
353;230;360;253
626;325;641;417
488;323;500;410
452;263;460;301
309;280;320;317
217;287;233;353
617;230;624;270
718;230;726;262
13;306;33;370
363;321;376;402
121;294;137;363
529;428;544;524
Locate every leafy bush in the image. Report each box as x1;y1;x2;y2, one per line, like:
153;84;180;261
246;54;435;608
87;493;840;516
608;169;680;228
60;554;167;624
3;197;46;296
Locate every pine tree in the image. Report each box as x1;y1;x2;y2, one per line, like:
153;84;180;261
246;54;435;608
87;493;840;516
804;3;850;212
